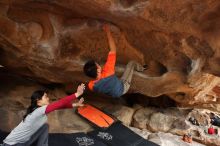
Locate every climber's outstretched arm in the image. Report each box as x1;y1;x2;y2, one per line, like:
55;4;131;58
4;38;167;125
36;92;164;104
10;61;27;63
103;24;116;53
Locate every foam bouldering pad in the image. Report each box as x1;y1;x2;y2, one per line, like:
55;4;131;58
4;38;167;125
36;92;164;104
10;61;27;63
88;122;159;146
76;104;116;129
0;130;107;146
49;132;107;146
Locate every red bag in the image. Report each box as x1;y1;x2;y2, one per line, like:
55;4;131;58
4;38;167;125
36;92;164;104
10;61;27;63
208;127;215;135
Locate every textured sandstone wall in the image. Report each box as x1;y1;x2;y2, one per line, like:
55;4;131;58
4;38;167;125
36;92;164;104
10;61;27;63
0;0;220;105
0;73;218;146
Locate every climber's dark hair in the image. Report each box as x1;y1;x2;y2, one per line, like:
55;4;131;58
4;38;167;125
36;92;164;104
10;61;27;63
83;60;97;78
23;90;46;121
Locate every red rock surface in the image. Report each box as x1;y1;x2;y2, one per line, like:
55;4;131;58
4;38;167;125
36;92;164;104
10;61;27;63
0;0;220;105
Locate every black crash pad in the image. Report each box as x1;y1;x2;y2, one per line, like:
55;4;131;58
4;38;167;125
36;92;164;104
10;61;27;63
0;130;107;146
49;132;107;146
88;122;159;146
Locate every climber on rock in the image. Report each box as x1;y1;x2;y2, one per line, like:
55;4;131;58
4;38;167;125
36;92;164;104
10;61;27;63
2;83;85;146
83;24;147;98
